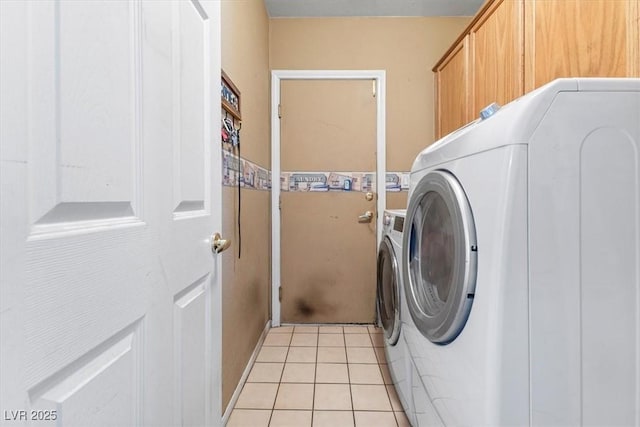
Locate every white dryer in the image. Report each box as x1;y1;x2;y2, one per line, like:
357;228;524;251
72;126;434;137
402;78;640;426
377;209;412;420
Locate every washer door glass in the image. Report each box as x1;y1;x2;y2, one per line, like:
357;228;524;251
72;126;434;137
377;237;400;345
403;170;477;344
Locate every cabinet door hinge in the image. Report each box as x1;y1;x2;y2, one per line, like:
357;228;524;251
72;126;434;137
278;104;282;119
372;80;376;98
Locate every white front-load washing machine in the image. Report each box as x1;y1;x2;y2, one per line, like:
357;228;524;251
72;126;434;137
377;209;413;420
402;78;640;426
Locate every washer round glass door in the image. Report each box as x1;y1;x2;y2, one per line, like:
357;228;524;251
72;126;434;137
377;236;400;345
403;170;477;344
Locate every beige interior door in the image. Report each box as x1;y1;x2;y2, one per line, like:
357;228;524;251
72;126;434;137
280;80;377;323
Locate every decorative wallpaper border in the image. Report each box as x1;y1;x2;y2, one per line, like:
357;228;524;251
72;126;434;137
221;152;409;193
222;150;271;191
385;172;410;192
280;171;410;192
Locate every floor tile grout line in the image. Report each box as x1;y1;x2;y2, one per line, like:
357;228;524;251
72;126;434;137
374;347;386;387
311;332;318;422
380;356;398;424
392;410;403;427
343;331;357;426
312;338;319;426
268;343;292;426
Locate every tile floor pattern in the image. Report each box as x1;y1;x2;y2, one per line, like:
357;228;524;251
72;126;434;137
227;325;411;427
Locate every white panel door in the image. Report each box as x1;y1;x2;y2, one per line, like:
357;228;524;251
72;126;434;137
0;1;223;426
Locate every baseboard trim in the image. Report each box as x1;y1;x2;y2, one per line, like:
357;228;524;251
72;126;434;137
221;319;272;425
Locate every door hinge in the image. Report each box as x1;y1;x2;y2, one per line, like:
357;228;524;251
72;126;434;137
372;80;376;98
278;103;282;119
279;195;282;210
278;286;282;302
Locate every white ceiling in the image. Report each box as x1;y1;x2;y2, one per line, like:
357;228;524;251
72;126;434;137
264;0;484;18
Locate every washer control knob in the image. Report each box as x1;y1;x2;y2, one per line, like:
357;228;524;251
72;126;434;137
383;214;392;226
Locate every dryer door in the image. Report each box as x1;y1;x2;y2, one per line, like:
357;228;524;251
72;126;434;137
403;170;477;344
377;236;401;345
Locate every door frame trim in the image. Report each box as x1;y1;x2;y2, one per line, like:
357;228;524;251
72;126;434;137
270;69;386;326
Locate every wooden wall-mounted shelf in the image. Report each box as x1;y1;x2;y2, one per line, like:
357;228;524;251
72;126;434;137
221;69;241;120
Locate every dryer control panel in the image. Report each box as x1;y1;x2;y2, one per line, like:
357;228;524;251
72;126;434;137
393;216;404;232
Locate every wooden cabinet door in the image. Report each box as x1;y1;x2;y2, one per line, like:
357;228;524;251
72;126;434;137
524;0;640;92
470;0;524;115
435;35;471;139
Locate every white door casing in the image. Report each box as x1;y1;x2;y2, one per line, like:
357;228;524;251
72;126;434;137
270;70;387;326
0;1;222;426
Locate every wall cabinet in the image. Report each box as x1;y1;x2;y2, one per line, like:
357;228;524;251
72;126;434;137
523;0;639;92
469;0;523;117
434;36;471;137
434;0;640;139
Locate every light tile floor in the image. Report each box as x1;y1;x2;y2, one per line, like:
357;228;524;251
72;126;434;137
227;325;411;427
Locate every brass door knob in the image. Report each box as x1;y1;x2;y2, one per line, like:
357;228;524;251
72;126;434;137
358;211;374;223
211;233;231;254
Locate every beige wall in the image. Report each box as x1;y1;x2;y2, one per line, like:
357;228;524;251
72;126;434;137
219;11;471;410
387;192;408;210
270;17;470;209
221;0;271;410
